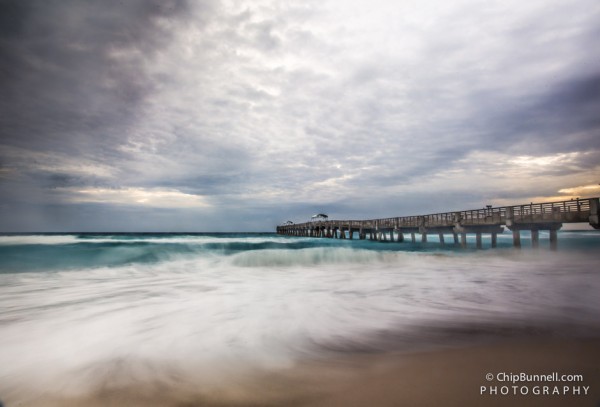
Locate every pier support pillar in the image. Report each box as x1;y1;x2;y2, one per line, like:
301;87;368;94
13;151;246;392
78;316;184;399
439;233;445;244
453;233;459;245
421;233;427;243
389;230;394;242
531;230;539;248
549;229;558;251
476;232;482;249
397;231;404;242
491;232;497;248
512;230;521;248
461;233;467;248
590;198;599;229
411;232;416;243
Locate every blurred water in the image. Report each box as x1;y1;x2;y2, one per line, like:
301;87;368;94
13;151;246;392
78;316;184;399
0;232;599;402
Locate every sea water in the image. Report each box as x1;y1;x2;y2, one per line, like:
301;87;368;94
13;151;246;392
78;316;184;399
0;232;599;403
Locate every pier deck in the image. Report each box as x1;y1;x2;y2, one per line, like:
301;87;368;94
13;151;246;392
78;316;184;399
276;197;600;250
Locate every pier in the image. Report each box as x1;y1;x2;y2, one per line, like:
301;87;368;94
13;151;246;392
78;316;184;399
276;197;600;250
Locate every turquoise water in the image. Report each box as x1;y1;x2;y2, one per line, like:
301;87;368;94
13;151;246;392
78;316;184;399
1;231;597;273
0;231;599;403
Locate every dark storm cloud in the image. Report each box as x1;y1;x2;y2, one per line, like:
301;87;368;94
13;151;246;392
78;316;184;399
536;74;600;149
471;73;600;155
0;0;193;154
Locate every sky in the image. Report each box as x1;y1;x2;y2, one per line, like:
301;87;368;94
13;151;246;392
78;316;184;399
0;0;599;232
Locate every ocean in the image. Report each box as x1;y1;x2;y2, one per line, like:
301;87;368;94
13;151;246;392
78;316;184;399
0;231;599;405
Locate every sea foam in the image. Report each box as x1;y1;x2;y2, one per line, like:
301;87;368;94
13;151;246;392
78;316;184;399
0;233;599;403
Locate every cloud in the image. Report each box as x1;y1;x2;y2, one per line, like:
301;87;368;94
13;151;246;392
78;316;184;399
0;0;197;150
65;187;210;208
558;184;600;198
1;0;599;231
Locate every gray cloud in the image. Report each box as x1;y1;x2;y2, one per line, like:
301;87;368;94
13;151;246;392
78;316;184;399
466;73;600;156
1;0;599;231
0;0;201;208
1;0;194;150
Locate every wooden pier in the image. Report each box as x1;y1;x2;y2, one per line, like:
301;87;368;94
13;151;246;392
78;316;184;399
276;197;600;250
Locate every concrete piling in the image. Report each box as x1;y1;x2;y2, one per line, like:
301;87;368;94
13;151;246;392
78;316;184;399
550;229;558;251
512;230;521;248
531;230;539;248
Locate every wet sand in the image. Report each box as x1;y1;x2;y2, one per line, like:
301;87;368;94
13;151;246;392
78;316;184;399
302;338;600;407
10;337;599;407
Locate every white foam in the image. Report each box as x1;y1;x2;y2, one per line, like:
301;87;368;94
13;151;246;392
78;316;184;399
0;235;81;245
0;249;599;401
230;247;395;267
0;234;301;245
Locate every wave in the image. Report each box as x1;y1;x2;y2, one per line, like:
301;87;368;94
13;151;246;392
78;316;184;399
0;234;81;245
231;247;401;267
0;236;341;272
2;230;599;273
0;233;294;246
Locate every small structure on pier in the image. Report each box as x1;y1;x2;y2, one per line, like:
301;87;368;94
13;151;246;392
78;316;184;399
276;197;600;250
311;213;328;221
